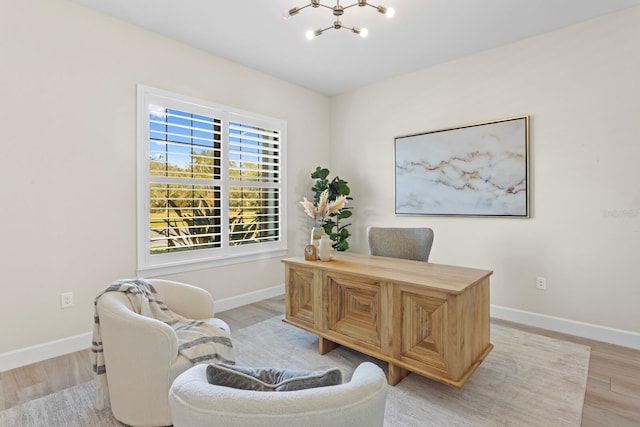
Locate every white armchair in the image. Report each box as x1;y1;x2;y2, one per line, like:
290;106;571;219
95;279;230;427
168;362;388;427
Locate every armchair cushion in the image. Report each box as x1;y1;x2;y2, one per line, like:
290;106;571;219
206;363;342;392
170;362;388;427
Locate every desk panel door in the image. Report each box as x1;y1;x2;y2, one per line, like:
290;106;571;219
285;265;317;329
397;286;449;373
326;272;384;352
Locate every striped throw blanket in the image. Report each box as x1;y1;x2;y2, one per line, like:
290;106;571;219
91;278;235;409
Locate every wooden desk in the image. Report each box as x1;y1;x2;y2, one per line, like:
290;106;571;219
282;252;493;388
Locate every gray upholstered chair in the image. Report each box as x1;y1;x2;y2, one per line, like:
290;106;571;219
169;362;388;427
367;226;434;262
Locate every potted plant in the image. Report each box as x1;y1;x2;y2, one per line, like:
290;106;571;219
301;166;353;251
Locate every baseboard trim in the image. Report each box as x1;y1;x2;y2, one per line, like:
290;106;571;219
0;332;92;373
491;304;640;350
214;284;285;314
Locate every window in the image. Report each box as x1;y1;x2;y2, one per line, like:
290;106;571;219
137;86;287;274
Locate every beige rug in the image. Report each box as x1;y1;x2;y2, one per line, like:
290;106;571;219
0;317;590;426
0;380;122;426
232;317;590;427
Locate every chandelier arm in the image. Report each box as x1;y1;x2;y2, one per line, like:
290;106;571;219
291;1;332;13
316;3;335;11
319;24;334;33
342;3;360;10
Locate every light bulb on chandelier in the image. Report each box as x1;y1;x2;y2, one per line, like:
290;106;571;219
305;29;322;40
285;0;394;39
378;5;395;18
353;27;368;38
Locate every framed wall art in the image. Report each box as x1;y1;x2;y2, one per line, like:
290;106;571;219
395;116;530;217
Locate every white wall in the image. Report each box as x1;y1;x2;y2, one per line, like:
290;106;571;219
0;0;330;354
331;7;640;333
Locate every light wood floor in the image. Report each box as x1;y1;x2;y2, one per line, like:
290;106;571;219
1;295;638;426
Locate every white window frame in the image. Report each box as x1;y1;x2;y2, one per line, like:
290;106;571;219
136;85;287;276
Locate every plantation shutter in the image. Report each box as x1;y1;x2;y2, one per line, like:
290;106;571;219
147;105;223;254
228;116;281;246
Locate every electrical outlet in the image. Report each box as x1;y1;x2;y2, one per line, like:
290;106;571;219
535;277;547;290
61;292;74;308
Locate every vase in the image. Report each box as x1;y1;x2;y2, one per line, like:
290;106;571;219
318;235;333;261
310;220;325;249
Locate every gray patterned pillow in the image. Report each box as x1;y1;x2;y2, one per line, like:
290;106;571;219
206;363;342;392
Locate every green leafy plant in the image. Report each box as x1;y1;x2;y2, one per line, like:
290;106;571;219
310;166;353;251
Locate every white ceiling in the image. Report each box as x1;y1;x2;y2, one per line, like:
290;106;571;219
71;0;640;96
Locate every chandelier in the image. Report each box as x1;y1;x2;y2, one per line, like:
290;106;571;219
284;0;395;40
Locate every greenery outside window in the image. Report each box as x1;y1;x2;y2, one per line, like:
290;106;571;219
137;85;287;275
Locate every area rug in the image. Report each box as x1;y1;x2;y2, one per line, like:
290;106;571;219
232;317;590;427
0;317;590;426
0;380;122;426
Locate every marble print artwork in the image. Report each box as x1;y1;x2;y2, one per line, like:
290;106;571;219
395;117;528;216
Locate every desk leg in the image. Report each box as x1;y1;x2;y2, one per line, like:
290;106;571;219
318;337;340;354
388;363;410;386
